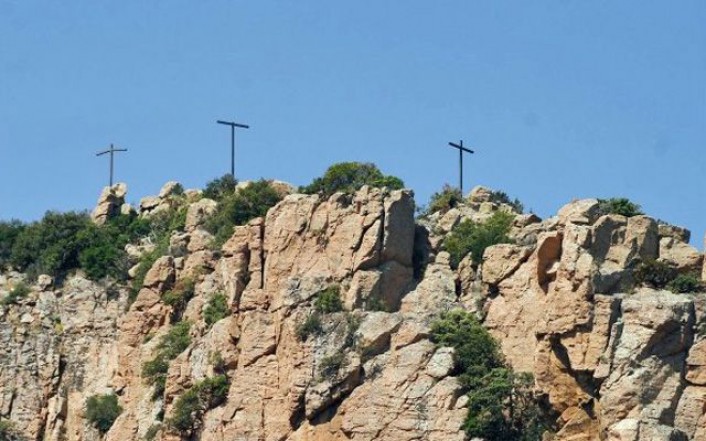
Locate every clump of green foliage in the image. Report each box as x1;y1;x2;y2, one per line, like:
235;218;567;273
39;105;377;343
634;260;677;290
0;418;19;440
314;285;343;313
203;179;283;247
296;313;323;341
202;174;238;201
318;353;346;382
0;220;25;269
668;273;703;294
444;211;515;268
430;310;547;440
426;184;463;215
488;190;524;214
163;278;196;322
1;282;30;306
166;375;229;435
142;321;192;399
1;210;152;283
597;198;643;217
300;162;404;198
85;393;123;434
204;293;229;327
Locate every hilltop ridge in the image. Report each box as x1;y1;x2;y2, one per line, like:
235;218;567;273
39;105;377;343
1;172;706;441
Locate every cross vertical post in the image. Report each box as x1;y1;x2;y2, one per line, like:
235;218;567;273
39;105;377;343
96;144;128;187
217;119;250;179
447;140;475;195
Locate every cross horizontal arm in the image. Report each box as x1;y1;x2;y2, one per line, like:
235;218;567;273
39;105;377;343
217;120;250;129
448;142;474;154
96;148;128;156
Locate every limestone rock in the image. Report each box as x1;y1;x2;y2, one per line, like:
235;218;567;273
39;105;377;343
659;237;703;273
185;198;218;231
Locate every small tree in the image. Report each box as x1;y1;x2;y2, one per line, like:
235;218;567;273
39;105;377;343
634;260;677;289
203;174;238;201
300;162;404;198
166;375;229;435
314;285;343;313
85;393;122;434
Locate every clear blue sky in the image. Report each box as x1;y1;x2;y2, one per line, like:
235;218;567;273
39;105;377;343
1;2;704;245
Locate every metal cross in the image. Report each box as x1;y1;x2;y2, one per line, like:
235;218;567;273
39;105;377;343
217;119;250;179
96;144;127;187
448;140;475;195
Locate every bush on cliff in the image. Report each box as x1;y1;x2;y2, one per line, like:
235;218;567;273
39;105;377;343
668;273;703;294
204;179;283;247
444;211;514;269
597;198;643;218
634;260;677;289
425;184;463;215
300;162;404;198
202;174;238;201
430;310;547;440
488;190;525;214
85;393;122;434
142;321;192;399
1;282;31;306
203;293;229;328
166;374;229;435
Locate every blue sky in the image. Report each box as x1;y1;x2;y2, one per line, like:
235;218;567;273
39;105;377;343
1;2;704;244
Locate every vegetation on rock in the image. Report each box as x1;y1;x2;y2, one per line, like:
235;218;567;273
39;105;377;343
667;273;703;294
634;260;677;290
300;162;403;198
204;179;282;247
597;198;643;217
85;393;122;434
204;293;229;327
166;375;229;435
1;282;30;306
425;184;463;215
142;321;192;399
488;190;525;214
296;313;323;341
430;310;547;440
444;211;514;268
163;278;196;322
314;285;343;313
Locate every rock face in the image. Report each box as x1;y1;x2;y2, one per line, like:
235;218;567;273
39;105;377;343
91;183;127;224
2;183;706;441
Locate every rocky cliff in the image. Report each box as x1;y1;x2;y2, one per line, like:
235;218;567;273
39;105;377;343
1;182;705;441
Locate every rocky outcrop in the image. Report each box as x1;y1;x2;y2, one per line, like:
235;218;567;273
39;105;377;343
91;183;128;225
2;183;705;441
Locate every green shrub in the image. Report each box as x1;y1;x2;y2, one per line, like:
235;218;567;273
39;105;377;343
597;198;643;217
203;174;238;201
488;190;524;214
204;293;229;327
10;211;91;278
0;220;24;269
444;211;514;269
425;184;462;215
318;353;346;381
300;162;404;198
166;375;229;435
314;285;343;313
142;322;192;399
430;310;547;440
668;273;703;294
1;282;31;306
85;393;122;434
634;260;677;289
296;313;323;341
204;180;283;247
163;278;196;322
